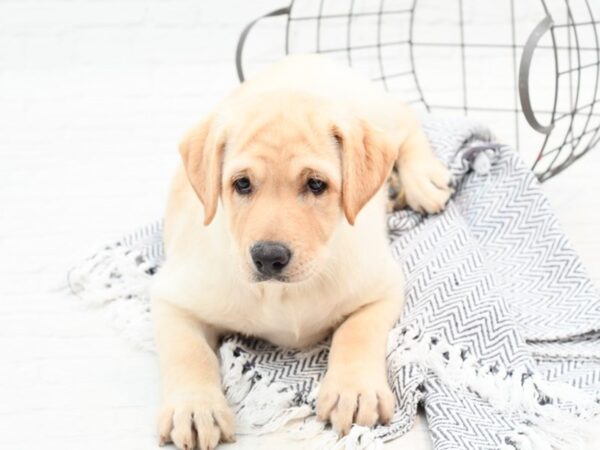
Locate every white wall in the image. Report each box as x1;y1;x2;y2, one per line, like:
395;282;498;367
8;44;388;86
0;0;285;252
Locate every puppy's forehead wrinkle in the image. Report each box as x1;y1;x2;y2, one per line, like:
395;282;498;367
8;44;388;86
234;118;279;154
232;105;327;157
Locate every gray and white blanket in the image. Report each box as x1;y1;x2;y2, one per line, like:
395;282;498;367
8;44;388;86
68;115;600;449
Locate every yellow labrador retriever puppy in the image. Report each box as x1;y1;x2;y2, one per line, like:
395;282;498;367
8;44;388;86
151;54;451;450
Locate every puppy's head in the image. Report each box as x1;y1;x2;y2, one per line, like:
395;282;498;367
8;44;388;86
179;92;397;283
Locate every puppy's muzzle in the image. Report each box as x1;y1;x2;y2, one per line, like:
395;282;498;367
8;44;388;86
250;241;292;279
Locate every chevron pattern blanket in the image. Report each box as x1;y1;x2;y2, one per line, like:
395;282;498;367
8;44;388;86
68;116;600;449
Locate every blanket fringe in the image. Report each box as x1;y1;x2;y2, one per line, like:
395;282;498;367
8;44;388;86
219;340;388;449
332;427;383;450
220;341;319;435
393;327;600;450
67;243;156;351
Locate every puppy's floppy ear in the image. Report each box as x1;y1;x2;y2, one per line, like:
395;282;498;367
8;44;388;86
179;114;226;225
333;119;399;225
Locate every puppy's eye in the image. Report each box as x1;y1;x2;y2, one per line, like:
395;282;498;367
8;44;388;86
307;178;327;195
233;177;252;195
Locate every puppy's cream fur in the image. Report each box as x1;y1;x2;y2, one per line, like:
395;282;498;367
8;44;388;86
151;55;451;450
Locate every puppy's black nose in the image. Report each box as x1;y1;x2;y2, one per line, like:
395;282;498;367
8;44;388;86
250;241;291;277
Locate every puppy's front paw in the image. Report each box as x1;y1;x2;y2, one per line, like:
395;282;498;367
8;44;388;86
158;387;235;450
316;369;395;435
400;156;453;214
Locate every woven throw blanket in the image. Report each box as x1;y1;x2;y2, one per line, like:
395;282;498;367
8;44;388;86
68;115;600;450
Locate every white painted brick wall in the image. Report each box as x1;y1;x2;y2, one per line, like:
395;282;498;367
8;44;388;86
0;0;286;155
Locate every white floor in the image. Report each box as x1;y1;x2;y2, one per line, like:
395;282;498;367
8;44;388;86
2;1;600;449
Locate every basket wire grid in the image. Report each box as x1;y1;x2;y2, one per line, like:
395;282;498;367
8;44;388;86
236;0;600;182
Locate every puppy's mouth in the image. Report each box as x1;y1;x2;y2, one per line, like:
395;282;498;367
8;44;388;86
250;264;318;284
252;273;290;283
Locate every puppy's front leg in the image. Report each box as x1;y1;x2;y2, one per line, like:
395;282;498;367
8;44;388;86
395;109;452;214
317;297;400;435
153;300;235;450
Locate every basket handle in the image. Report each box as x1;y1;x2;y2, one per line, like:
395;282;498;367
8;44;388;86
518;15;555;134
235;6;291;82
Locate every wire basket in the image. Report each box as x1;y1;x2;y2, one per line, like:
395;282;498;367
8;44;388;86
235;0;600;182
